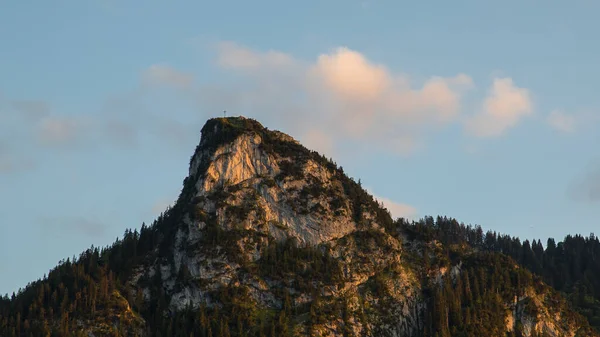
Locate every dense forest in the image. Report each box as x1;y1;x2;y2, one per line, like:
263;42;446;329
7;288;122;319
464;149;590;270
398;216;600;333
1;211;598;336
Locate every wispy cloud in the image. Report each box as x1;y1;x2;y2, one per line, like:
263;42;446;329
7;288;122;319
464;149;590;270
546;109;599;133
37;116;90;146
547;110;576;133
0;64;202;157
1;98;94;153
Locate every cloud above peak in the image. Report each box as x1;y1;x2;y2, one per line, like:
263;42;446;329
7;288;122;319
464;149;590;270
213;41;473;155
313;47;391;102
0;41;542;175
311;48;473;124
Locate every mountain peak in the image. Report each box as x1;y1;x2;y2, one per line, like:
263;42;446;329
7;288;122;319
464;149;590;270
180;115;388;248
200;116;264;141
188;116;298;176
197;116;297;151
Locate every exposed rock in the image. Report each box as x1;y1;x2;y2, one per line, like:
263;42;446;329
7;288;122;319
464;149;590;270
128;116;595;337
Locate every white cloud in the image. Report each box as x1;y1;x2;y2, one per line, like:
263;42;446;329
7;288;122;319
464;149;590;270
313;47;391;102
213;42;473;156
547;110;576;133
3;42;540;167
465;77;533;137
143;64;193;88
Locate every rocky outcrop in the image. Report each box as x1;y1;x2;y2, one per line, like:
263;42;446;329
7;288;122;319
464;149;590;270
130;116;595;337
188;130;358;246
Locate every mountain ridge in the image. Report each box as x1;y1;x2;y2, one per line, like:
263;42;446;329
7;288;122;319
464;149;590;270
1;116;598;337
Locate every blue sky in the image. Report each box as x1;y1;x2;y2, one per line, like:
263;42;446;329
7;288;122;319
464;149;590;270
1;0;599;295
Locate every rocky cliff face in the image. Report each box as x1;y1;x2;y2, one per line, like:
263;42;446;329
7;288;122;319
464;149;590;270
125;117;595;337
133;117;413;335
189;131;357;246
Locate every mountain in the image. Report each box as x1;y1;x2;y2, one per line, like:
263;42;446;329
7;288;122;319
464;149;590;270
1;116;598;337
